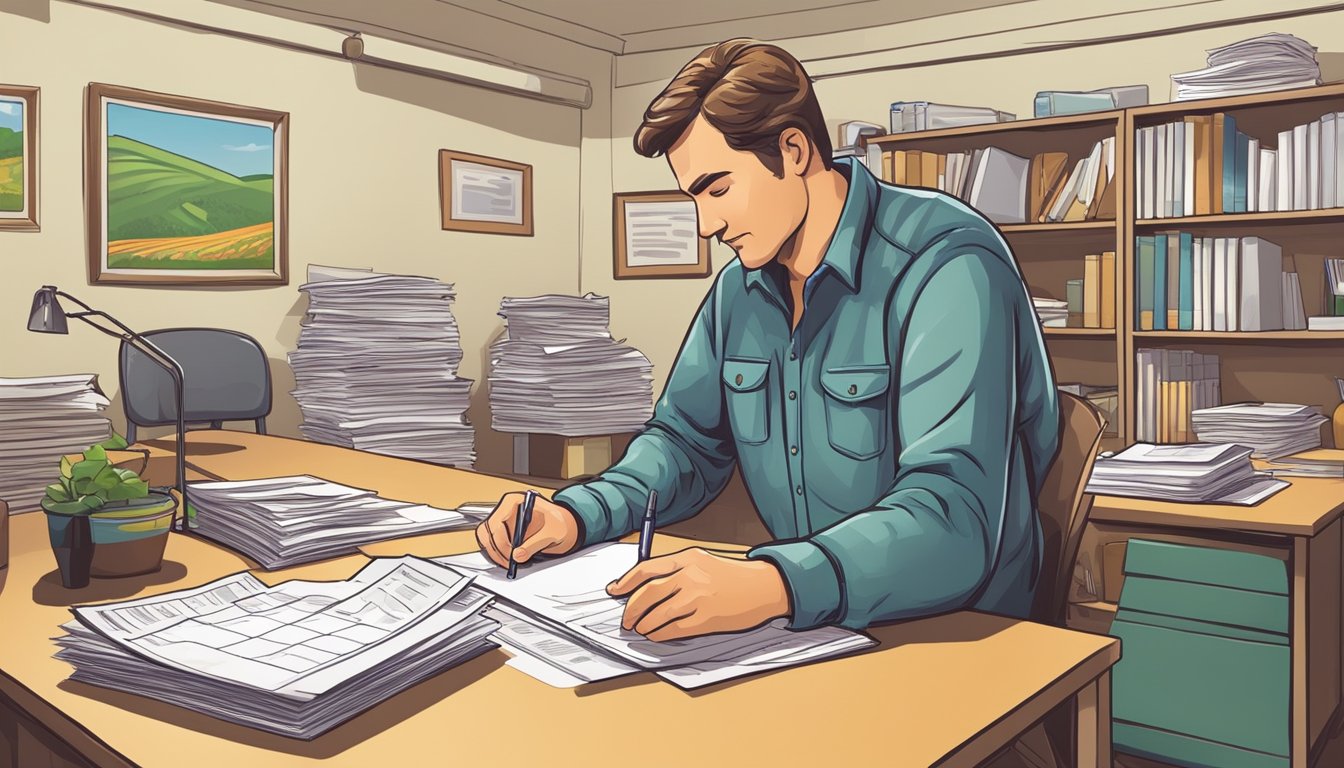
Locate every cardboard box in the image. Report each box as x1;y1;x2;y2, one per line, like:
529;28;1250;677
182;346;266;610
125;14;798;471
513;433;637;480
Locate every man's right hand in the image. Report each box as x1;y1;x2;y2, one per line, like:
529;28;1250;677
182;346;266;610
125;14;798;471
475;492;582;569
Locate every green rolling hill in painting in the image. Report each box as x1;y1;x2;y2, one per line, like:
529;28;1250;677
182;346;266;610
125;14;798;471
106;135;275;270
0;127;22;212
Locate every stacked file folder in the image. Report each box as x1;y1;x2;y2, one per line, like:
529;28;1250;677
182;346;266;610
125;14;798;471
0;375;112;513
1084;442;1286;505
1171;33;1321;101
187;476;490;569
1031;297;1069;328
290;265;475;468
55;557;498;739
1191;402;1328;460
489;294;654;436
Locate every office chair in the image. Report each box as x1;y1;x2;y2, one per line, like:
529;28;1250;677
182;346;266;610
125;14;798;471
992;390;1108;768
119;328;272;444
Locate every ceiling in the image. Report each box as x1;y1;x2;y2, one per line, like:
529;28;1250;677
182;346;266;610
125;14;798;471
216;0;1032;55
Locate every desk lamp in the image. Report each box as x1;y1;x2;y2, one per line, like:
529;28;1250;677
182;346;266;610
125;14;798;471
27;286;190;532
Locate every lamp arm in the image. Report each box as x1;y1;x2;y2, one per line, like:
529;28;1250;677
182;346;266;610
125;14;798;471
60;296;190;532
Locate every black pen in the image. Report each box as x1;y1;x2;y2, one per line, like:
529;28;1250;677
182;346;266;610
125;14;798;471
506;490;538;579
637;490;658;561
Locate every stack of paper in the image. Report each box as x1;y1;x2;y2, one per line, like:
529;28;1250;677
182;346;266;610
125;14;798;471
1263;449;1344;478
489;294;654;436
55;557;498;739
187;476;491;569
0;375;112;513
290;265;475;468
1191;402;1328;460
437;543;875;690
1032;297;1069;328
1172;33;1320;101
1084;443;1287;505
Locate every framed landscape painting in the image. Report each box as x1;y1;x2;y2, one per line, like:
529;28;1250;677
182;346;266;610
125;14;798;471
86;83;288;285
0;85;39;232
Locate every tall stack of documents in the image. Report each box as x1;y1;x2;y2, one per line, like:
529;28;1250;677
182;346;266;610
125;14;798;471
0;375;112;513
290;265;475;468
437;543;875;689
1191;402;1328;460
1084;443;1286;505
489;294;654;436
1171;33;1320;101
55;557;498;739
187;476;490;569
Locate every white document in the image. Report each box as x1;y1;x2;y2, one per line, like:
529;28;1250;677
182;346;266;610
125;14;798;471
74;557;476;697
437;543;875;688
623;199;701;267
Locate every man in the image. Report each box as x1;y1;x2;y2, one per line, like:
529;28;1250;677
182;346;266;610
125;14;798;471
477;39;1060;642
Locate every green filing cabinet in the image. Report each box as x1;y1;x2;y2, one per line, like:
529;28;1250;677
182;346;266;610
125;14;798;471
1110;539;1291;768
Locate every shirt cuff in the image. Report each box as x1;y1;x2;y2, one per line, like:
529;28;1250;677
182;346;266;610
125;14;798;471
748;540;843;630
551;484;608;549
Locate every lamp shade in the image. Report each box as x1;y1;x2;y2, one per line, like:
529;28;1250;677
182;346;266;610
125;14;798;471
27;286;68;334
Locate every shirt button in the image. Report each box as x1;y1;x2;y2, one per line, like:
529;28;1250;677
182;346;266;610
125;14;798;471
789;351;797;361
788;390;797;400
790;446;798;455
795;486;803;496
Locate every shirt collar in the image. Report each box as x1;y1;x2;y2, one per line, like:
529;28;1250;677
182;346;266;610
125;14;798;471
743;156;874;296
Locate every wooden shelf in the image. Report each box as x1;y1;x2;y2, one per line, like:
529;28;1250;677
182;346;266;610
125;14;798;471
1133;331;1344;341
864;109;1122;146
1136;208;1344;227
1044;327;1116;338
1071;600;1118;615
1000;220;1116;233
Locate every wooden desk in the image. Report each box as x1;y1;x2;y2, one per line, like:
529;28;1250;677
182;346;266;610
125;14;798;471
3;430;1119;768
1073;475;1344;767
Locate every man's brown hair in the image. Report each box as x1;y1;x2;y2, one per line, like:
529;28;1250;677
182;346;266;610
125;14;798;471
633;39;832;177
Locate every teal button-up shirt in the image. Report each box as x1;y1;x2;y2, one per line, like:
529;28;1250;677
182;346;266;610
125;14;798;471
554;157;1060;631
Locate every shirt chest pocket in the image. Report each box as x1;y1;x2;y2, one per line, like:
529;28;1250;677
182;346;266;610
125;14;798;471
722;358;770;445
819;364;891;460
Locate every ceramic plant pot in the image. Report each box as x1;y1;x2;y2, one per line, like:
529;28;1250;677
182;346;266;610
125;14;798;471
44;491;176;587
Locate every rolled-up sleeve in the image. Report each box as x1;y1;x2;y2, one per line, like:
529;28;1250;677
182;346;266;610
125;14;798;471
750;248;1021;629
554;293;737;549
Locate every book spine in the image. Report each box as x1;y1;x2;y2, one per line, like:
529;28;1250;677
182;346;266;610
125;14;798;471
1310;119;1322;210
1227;237;1241;331
1203;236;1215;331
1184;119;1196;216
1212;113;1225;214
1154;234;1169;331
1246;137;1259;213
1234;131;1250;213
1193;238;1204;331
1083;253;1101;328
1167;233;1180;329
1179;232;1194;331
1336;112;1344;210
1277;129;1293;212
1101;250;1116;329
1212;237;1226;332
1324;114;1337;209
1173;121;1185;217
1294;122;1308;210
889;151;901;184
1222;114;1238;213
1137;236;1155;330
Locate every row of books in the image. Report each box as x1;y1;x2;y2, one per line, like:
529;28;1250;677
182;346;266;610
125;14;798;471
881;137;1115;224
1138;110;1344;219
1135;348;1222;444
1134;234;1306;332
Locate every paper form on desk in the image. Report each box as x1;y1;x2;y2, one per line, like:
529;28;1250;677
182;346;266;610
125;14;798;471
56;556;499;738
437;543;875;688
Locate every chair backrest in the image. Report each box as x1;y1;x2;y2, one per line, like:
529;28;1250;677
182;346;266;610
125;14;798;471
1031;391;1107;627
119;328;272;428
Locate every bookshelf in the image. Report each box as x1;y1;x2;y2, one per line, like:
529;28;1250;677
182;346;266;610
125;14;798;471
865;83;1344;449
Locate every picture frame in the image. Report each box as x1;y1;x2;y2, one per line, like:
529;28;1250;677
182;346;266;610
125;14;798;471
0;84;39;232
86;83;289;286
613;190;711;279
439;149;533;236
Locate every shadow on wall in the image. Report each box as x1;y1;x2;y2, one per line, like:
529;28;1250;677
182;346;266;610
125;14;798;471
0;0;49;23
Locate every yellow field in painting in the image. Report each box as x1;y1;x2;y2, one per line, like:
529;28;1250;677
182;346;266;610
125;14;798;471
0;156;23;212
107;222;273;270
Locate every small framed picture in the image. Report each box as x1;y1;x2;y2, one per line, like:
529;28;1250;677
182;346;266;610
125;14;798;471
0;84;39;232
613;191;711;279
439;149;533;236
86;83;288;286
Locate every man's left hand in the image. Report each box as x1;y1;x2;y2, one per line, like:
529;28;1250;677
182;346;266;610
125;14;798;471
606;547;790;642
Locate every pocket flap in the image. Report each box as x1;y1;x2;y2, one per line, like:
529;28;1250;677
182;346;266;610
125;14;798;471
821;366;890;402
723;358;770;392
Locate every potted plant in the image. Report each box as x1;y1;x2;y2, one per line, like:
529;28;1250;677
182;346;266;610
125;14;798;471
42;435;176;588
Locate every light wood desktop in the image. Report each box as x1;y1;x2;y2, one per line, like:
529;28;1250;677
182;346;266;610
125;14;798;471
1;430;1119;768
1071;461;1344;768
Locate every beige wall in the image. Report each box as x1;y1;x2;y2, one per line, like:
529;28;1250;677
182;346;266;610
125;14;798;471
589;1;1344;395
0;1;610;473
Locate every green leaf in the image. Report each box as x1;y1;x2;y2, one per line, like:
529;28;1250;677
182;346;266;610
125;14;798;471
60;454;73;479
60;476;75;497
71;459;104;482
98;433;129;450
45;483;71;502
105;478;149;501
114;468;140;482
92;465;121;491
83;444;108;464
45;500;93;515
78;494;105;511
